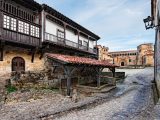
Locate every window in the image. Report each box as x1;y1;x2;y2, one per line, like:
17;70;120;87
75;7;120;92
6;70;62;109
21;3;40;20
57;29;64;41
129;59;132;62
24;23;29;34
18;21;23;33
30;25;35;36
35;27;39;37
3;15;17;31
31;25;39;37
10;18;16;31
18;21;30;35
3;15;10;29
79;40;82;47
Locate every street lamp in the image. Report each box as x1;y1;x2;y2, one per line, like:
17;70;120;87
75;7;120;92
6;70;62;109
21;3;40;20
143;16;154;30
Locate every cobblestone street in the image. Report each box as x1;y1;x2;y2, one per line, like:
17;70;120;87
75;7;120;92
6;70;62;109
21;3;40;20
0;68;156;120
55;67;155;120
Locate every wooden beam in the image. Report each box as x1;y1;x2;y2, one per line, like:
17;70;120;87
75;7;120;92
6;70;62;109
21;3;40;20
31;48;37;63
0;41;5;61
95;67;104;88
52;66;57;73
63;66;77;96
109;67;116;77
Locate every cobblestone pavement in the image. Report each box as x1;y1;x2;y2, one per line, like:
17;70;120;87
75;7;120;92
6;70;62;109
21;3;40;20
0;68;156;120
54;67;156;120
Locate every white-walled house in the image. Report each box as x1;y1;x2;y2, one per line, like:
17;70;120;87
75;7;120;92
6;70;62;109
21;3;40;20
41;4;100;57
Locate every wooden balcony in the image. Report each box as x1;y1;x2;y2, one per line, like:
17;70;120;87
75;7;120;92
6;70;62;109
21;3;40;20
45;32;97;54
0;28;40;47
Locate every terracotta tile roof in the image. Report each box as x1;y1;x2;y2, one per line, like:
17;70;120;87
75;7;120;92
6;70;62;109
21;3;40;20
46;53;118;68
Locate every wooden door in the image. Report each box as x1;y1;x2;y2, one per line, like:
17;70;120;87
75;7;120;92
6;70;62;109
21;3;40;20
12;57;25;72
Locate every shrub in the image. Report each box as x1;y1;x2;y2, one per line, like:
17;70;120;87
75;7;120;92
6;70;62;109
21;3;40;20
7;86;17;93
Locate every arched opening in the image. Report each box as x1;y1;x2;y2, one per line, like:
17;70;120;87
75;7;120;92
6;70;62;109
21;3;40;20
12;57;25;72
121;62;125;66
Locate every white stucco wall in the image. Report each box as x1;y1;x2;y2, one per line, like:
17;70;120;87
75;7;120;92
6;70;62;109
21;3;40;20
65;29;78;43
45;19;64;36
45;18;97;49
89;40;96;48
79;35;88;46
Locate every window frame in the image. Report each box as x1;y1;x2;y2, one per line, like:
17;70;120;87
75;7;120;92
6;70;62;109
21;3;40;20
57;29;65;41
3;15;17;31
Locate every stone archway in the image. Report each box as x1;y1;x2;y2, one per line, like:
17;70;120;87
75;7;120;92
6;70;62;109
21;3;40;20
12;57;25;72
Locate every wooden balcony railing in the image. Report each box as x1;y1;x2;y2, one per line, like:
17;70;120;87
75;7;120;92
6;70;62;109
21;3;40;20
0;28;40;46
45;32;97;54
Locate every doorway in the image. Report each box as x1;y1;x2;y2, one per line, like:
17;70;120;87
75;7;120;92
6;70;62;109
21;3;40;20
121;62;125;66
12;57;25;72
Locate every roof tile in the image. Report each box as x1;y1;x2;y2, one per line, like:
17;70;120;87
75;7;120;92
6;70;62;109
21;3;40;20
46;53;118;67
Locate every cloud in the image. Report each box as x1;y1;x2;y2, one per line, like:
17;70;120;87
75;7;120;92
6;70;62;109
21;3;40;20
35;0;155;51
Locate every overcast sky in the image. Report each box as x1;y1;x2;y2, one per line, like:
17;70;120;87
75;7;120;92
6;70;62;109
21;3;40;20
36;0;155;51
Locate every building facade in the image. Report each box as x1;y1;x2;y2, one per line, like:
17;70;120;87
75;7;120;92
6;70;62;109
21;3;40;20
96;45;113;63
0;0;43;76
150;0;160;97
97;43;154;67
109;50;138;67
0;0;100;77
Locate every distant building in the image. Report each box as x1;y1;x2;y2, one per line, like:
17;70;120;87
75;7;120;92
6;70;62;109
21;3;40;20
109;50;137;67
137;43;154;66
97;43;154;67
96;45;113;63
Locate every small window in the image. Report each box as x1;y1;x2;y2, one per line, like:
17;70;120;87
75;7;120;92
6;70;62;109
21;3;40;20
57;29;64;41
3;15;10;29
10;18;16;31
35;27;39;37
18;21;24;33
129;59;132;62
18;21;30;35
31;25;39;37
3;15;17;31
30;25;35;36
24;23;29;34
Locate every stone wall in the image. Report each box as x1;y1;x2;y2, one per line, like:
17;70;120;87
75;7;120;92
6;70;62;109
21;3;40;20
0;46;44;77
113;55;137;66
137;43;154;66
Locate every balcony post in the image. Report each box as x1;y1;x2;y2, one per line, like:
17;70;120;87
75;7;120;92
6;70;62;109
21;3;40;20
87;36;89;51
0;41;5;61
78;31;80;49
63;22;66;45
0;11;3;37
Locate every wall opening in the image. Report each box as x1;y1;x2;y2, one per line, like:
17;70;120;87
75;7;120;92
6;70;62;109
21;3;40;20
12;57;25;72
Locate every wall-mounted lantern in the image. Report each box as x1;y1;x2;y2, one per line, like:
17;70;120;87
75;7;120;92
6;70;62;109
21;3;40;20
143;16;154;30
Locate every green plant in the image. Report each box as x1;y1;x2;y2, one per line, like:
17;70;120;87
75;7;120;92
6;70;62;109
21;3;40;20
7;86;17;93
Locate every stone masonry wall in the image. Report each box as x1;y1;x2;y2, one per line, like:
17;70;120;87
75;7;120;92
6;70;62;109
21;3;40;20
0;46;44;77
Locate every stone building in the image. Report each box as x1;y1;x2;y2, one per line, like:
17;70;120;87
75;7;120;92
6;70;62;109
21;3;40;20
0;0;43;76
137;43;154;66
0;0;117;96
96;45;113;63
109;50;137;67
97;43;154;67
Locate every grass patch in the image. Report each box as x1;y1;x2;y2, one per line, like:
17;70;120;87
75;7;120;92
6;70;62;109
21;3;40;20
48;87;59;92
7;86;17;93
